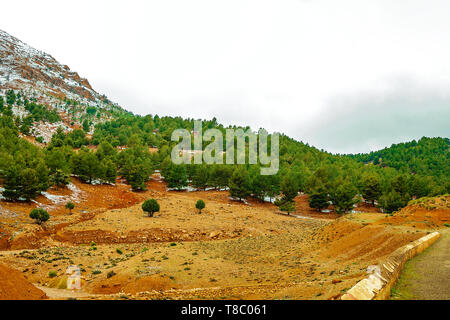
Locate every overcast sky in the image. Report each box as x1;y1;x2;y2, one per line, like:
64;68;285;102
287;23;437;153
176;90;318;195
2;0;449;153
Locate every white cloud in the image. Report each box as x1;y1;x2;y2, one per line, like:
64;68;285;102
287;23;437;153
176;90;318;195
1;0;449;153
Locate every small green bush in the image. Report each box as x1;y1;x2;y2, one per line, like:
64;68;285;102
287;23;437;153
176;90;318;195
195;200;205;213
142;199;160;217
29;208;50;225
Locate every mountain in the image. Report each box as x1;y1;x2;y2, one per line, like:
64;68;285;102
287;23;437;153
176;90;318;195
0;29;126;142
0;29;448;213
0;29;112;107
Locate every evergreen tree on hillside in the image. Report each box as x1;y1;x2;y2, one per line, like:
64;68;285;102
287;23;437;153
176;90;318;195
166;164;188;190
192;165;209;190
229;167;251;201
71;149;100;183
250;172;268;202
100;159;117;184
50;169;70;187
121;158;149;191
361;175;381;205
378;190;409;213
309;186;329;211
280;173;299;202
2;165;22;201
6;90;16;105
209;165;233;190
329;180;359;214
391;175;409;196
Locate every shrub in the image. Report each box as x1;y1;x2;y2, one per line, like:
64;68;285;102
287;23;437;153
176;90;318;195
142;199;160;217
65;202;75;215
29;208;50;225
195;200;205;214
48;271;57;278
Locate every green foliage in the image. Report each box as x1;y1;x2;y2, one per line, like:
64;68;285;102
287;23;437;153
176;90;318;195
165;164;188;190
23;100;60;123
142;199;160;217
195;199;205;213
70;147;116;184
309;186;329;211
6;90;16;105
350;137;450;179
191;165;209;190
29;208;50;224
65;202;75;214
378;190;410;213
50;169;70;187
329;180;359;214
229;166;251;201
280;173;299;202
82;119;90;132
279;200;295;215
361;175;381;205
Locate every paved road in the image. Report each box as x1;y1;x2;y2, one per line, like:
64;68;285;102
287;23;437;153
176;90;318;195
391;229;450;300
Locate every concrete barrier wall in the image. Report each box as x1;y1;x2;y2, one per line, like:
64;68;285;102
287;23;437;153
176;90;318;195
341;231;440;300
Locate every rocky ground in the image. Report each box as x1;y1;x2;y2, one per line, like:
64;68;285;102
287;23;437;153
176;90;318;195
0;178;448;300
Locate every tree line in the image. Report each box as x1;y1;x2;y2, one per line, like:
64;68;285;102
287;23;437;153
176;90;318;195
0;92;448;215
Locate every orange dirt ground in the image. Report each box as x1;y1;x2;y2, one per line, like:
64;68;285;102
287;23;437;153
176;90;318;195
0;177;448;300
0;264;47;300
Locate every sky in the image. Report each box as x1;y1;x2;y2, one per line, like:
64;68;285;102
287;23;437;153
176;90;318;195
1;0;449;154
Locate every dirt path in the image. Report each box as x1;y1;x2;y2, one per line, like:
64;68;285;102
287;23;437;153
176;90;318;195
391;229;450;300
34;285;96;299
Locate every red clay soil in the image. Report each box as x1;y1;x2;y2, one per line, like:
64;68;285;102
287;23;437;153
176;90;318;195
294;195;340;219
0;264;47;300
0;177;141;218
376;195;450;229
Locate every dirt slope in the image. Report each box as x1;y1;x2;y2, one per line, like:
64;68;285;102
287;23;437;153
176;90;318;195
0;264;47;300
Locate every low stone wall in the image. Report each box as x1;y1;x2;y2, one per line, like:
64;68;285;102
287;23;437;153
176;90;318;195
341;231;440;300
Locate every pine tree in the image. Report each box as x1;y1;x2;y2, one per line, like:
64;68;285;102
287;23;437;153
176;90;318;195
20;168;41;201
65;202;75;215
309;186;329;211
166;164;188;190
280;173;299;202
330;181;359;214
29;208;50;224
378;190;409;213
142;199;160;217
361;175;381;205
50;169;70;187
2;165;21;201
192;165;209;190
196;199;206;214
228;167;251;201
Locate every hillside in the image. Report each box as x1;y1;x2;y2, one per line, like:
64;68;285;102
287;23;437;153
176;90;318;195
0;29;449;301
349;137;450;179
0;264;47;300
0;28;449;217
